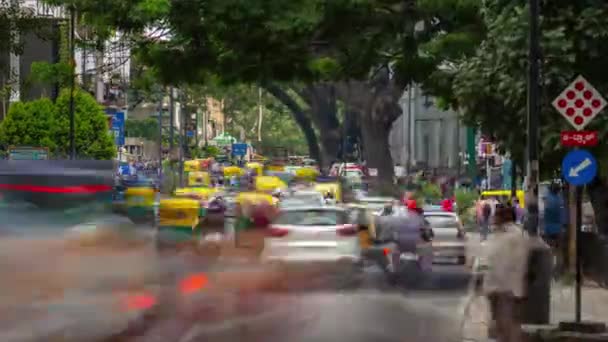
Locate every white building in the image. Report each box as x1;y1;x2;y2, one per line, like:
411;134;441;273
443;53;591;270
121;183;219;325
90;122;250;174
389;84;466;173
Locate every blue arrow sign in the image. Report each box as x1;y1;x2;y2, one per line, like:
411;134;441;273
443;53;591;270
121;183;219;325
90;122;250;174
562;149;598;186
232;143;248;157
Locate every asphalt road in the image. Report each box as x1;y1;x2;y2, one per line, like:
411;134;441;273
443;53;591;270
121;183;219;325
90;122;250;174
0;212;476;342
107;261;474;342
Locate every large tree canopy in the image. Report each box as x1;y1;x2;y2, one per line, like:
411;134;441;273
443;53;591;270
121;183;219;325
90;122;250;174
46;0;484;188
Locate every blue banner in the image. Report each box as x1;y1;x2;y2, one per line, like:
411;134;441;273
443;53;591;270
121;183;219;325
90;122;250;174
111;112;125;146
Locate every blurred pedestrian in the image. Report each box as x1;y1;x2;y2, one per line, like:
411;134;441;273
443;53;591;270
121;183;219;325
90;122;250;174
483;205;530;342
479;199;492;241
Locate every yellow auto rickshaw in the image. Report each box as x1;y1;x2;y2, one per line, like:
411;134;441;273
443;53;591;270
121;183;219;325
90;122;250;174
188;171;210;187
224;166;245;178
255;176;288;192
124;186;156;224
233;191;278;240
294;167;319;181
156;198;200;251
246;162;264;177
314;182;342;202
174;187;219;218
480;189;525;207
266;164;285;172
184;160;200;172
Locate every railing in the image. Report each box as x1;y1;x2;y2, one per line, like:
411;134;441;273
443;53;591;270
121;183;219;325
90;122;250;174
19;0;66;18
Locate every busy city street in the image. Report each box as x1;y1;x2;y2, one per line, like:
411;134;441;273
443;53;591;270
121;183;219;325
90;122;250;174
3;0;608;341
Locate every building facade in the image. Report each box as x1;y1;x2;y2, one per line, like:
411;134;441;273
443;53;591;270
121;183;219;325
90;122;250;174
1;0;65;119
389;84;467;174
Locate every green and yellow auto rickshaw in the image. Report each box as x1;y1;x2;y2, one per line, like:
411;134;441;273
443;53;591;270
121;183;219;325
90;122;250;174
156;198;200;252
124;186;156;224
173;187;219;218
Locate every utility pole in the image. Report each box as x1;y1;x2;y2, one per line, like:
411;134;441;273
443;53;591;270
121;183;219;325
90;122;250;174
523;0;551;327
69;6;76;159
179;92;186;187
406;82;413;175
169;87;175;153
157;89;163;180
526;0;541;236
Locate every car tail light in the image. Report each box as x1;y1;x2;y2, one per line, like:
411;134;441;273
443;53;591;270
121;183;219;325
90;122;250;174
337;224;358;236
267;225;289;237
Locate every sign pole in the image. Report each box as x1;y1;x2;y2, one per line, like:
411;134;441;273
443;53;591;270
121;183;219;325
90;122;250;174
575;184;582;322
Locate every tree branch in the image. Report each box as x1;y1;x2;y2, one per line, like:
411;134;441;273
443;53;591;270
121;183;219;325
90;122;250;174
261;82;321;163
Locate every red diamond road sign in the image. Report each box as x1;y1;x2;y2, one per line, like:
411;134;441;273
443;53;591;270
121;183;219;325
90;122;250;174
552;75;606;131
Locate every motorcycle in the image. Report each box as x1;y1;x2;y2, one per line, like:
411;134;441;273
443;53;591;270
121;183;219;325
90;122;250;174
371;213;434;287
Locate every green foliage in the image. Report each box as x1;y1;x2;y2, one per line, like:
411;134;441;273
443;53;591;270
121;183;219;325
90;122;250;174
450;0;608;176
202;145;220;158
416;182;442;204
0;98;57;149
454;188;478;216
29;62;73;90
125;117;159;140
0;89;115;159
53;89;116;159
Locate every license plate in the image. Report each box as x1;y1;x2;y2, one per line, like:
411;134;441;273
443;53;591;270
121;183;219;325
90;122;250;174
401;253;418;261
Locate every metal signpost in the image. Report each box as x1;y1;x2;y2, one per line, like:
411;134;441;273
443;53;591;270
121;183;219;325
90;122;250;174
553;75;606;323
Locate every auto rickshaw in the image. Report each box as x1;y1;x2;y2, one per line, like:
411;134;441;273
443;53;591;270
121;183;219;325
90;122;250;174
188;171;210;187
266;164;285;172
156;198;200;252
255;176;288;192
174;187;219;218
233;191;277;246
224;166;245;178
314;181;342;203
479;189;525;207
124;186;156;224
184;160;200;172
294;167;319;182
245;162;264;177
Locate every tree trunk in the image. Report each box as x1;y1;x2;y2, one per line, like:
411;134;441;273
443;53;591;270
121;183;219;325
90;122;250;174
262;83;322;164
301;83;342;170
318;128;341;167
587;176;608;235
360;114;395;195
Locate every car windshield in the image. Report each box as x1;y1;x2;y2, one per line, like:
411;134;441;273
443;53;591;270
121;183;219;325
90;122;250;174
424;215;460;229
274;209;347;226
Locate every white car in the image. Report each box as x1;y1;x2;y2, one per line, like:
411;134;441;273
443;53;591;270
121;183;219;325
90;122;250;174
261;206;362;287
280;190;326;208
423;211;468;265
